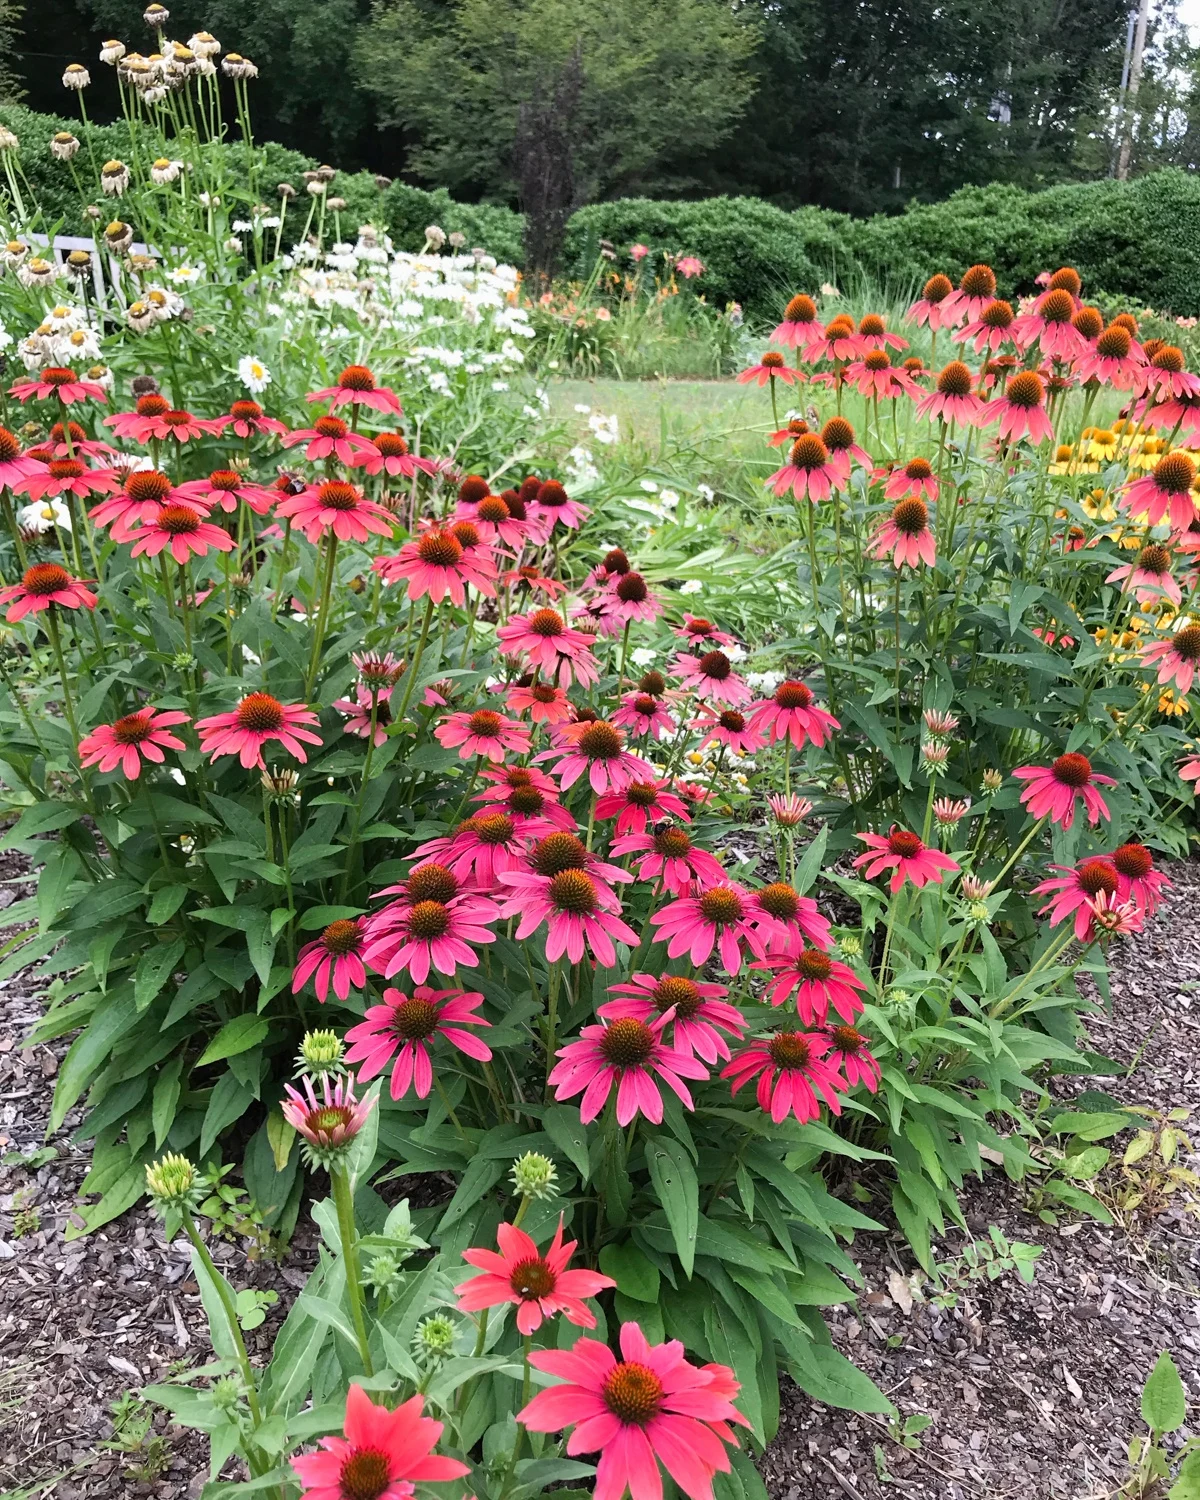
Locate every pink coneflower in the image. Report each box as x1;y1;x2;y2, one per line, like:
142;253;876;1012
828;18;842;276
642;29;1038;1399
1106;542;1181;605
650;882;763;974
333;685;393;746
938;264;998;327
748;680;840;750
275;479;394;544
89;469;197;541
519;1321;749;1500
281;1072;376;1160
1012;753;1114;829
462;493;528;549
772;293;823;349
195;693;322;769
292;1385;468;1500
530;478;590;535
820;416;874;483
542;720;654;796
980;371;1054;444
767;792;813;827
675;614;735;647
549;1014;707;1124
0;427;47;489
77;706;189;780
1032;857;1120;939
595;778;690;835
375;529;497;607
475;766;576;831
824;1025;880;1091
1011;288;1081;360
45;421;114;460
292;918;368;1002
507;680;573;725
17;457;119;501
601;973;745;1063
884;457;938;503
436;708;531;762
766;433;844;505
868;497;936;569
415;811;538;890
906;274;957;330
737;351;801;387
214;398;289;438
914;361;986;426
933;797;970;829
175;469;278;516
722;1030;847;1123
353;430;442;480
694;706;766;756
747;881;832;954
502;562;568;598
307;363;403;416
846;350;917;401
361;871;500;983
1119;452;1197;532
498;863;638;966
1181;755;1200;786
1108;841;1171;916
105;398;220;443
344;985;492;1099
11;366;107;405
352;652;405;691
1143;392;1200;437
1086;890;1144;939
129;503;235;563
497;608;599;690
612;691;676;741
856;312;908;352
674;649;751;707
853;827;960;892
610;825;725;896
0;562;96;621
752;948;865;1026
1073;323;1145;388
1134;345;1200;402
599;572;662;630
806;316;861;363
281;413;375;465
457;1218;615;1334
1140;622;1200;694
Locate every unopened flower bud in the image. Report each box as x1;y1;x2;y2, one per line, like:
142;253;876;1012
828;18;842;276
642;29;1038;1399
933;797;970;828
767;792;813;828
959;874;993;901
967;900;991;921
511;1151;558;1201
210;1375;243;1412
171;650;196;671
921;742;950;775
837;934;862;958
297;1028;344;1078
413;1313;456;1365
145;1152;200;1213
261;766;300;805
981;768;1003;793
363;1250;403;1298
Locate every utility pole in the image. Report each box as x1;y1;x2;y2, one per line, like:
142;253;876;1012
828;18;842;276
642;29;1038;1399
1115;0;1151;179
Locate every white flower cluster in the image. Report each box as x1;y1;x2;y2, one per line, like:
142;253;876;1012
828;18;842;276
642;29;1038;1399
18;302;100;368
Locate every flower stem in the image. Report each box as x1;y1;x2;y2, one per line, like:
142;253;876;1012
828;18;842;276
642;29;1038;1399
330;1165;375;1376
181;1210;264;1428
303;533;339;702
394;597;435;721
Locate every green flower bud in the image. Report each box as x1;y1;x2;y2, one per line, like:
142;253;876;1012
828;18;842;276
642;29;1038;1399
967;900;991;922
296;1028;345;1078
145;1152;202;1215
510;1151;558;1201
981;768;1003;794
837;934;862;959
171;650;197;672
210;1374;243;1412
413;1313;456;1366
363;1250;403;1298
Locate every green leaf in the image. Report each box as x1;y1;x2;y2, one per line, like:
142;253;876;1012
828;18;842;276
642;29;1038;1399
50;986;139;1132
793;826;828;896
437;1154;505;1231
200;1071;255;1155
134;938;186;1012
266;1109;296;1172
1142;1351;1187;1435
2;799;82;845
786;1341;894;1414
148;884;190;925
152;1054;184;1149
599;1241;660;1302
1169;1448;1200;1500
197;1014;270;1067
645;1134;698;1277
65;1153;148;1239
543;1104;591;1181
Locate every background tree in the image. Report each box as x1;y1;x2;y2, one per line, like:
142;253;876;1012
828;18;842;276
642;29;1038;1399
353;0;759;203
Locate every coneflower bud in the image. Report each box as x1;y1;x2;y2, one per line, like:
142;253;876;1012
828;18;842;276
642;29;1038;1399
145;1152;202;1216
413;1313;456;1366
921;742;950;774
261;766;300;805
981;768;1004;793
296;1028;345;1078
511;1150;559;1201
960;874;993;901
838;934;862;958
767;792;813;828
933;797;970;828
922;708;959;738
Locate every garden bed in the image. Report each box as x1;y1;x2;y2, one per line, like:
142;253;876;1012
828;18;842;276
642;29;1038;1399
4;857;1198;1500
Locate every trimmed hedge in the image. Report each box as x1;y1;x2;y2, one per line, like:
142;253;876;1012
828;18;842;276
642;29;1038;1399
4;99;1198;319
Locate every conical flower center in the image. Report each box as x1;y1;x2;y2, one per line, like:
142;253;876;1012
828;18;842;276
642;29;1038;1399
830;1025;865;1054
790;434;829;470
1049;266;1082;295
375;432;409;457
1138;544;1171;574
1096;325;1131;358
537;480;567;508
318;481;359;511
616;572;648;603
685;618;715;636
548;869;596;914
1072;307;1103;339
578;722;622;759
960;264;996;298
863;350;890;372
43;368;78;387
161;410;194;428
235;693;285;733
603;547;630;574
785;293;817;323
407;900;451;939
655;827;691;858
321;919;361;955
314;414;349;438
699;650;731;681
937;361;973;397
757;882;799;920
390;995;440;1040
1174;625;1200;661
796;948;832;981
1051;752;1092;788
1154;453;1196;495
922;274;952;302
510;786;545;815
528;608;565;637
1005;372;1044;409
23;563;71;595
769;1032;812;1069
699;886;744;924
208;469;241;491
821;417;855;451
632;694;658;717
159;504;201;534
417;531;463;567
600;1019;656;1068
653;975;701;1017
718;710;746;732
775;681;813;709
761;351;786;369
111;711;153;745
603;1361;664;1424
474;812;514;845
905;458;934;481
452;521;480;549
467;709;503;738
1112;842;1153;878
1152;346;1185;372
230;400;261;420
309;1105;353;1136
1041;289;1075;323
977;299;1013;330
49;459;85;480
626;780;660;806
477;495;509;522
126;470;172;502
0;427;19;461
338;363;376;391
1077;858;1118;896
887;829;924;858
892;498;929;535
407;863;459;903
859;313;885;337
531;833;588;876
510;1256;556;1300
